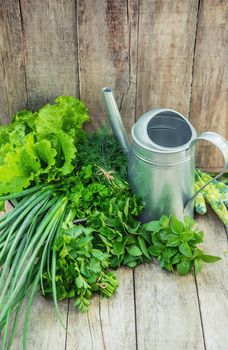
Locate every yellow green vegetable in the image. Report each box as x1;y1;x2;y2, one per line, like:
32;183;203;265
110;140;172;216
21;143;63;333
194;183;207;215
195;170;228;228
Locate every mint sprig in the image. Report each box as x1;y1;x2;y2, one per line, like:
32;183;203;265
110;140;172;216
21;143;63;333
143;215;221;276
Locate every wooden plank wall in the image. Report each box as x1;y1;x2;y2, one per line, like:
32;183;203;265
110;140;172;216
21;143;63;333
0;0;227;169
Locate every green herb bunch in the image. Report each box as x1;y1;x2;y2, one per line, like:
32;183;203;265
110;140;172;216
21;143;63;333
40;165;221;313
144;215;221;275
42;225;119;313
0;102;222;349
76;126;128;179
41;163;150;312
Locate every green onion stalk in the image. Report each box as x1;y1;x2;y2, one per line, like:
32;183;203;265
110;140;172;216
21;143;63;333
0;185;68;350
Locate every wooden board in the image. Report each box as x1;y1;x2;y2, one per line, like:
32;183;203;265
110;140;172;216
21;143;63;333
1;211;227;349
134;263;205;350
195;209;228;350
10;295;68;350
0;0;227;167
190;0;228;169
77;0;138;132
66;268;136;350
0;0;27;123
19;0;79;110
136;0;199;118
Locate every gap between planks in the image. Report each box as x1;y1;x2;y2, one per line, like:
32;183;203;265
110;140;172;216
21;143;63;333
64;299;70;350
194;209;228;350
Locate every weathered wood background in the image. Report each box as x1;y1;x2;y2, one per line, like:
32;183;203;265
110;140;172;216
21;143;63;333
0;0;227;169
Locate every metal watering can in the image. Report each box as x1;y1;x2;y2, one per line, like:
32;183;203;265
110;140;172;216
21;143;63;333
102;87;228;222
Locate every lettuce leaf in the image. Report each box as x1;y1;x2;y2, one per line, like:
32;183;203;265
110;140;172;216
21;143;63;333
0;134;41;194
0;96;89;195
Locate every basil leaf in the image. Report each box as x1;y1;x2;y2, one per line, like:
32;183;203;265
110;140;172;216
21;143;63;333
171;253;182;264
177;261;191;276
201;255;221;263
192;231;204;243
179;242;192;258
166;236;180;247
159;229;176;241
166;248;178;258
152;233;163;247
184;216;195;229
147;246;162;257
194;258;204;273
192;248;204;258
159;215;170;227
157;255;165;268
181;231;194;241
170;215;184;234
143;220;161;232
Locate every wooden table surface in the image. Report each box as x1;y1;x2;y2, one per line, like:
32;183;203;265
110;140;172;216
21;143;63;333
3;209;228;350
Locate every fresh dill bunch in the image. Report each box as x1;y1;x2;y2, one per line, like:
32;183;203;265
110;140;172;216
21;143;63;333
76;125;128;179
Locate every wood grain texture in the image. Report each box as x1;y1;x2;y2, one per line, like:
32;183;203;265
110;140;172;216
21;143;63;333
136;0;199;118
77;0;138;132
195;209;228;350
1;204;227;349
0;0;27;124
10;295;68;350
190;0;228;169
66;268;136;350
20;0;79;110
134;263;204;350
0;0;227;167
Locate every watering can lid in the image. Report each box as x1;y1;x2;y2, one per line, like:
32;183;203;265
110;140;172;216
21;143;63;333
132;108;197;153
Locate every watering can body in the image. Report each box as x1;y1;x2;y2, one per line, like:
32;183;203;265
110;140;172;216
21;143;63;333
103;88;228;222
129;109;196;222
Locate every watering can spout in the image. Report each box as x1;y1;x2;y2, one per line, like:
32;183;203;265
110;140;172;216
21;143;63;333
102;87;130;154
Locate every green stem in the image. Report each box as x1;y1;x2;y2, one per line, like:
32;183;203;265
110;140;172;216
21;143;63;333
0;197;49;298
22;270;41;350
0;197;67;324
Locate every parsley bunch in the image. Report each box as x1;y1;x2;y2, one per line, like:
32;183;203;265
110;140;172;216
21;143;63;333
41;164;150;312
42;225;119;312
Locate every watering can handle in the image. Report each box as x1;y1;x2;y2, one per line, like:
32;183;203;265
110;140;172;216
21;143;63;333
186;132;228;207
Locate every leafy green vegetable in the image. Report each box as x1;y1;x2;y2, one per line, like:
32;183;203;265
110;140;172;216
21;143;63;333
42;224;119;312
76;126;128;179
194;258;204;273
0;108;223;350
0;96;89;195
177;261;191;276
0;185;68;349
143;215;221;276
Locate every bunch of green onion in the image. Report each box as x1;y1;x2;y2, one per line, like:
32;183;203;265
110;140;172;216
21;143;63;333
0;185;67;349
